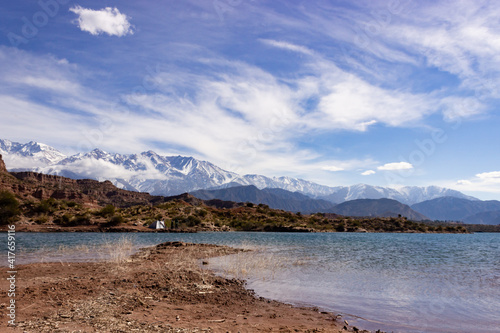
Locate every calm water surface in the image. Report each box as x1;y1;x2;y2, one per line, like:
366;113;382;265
4;232;499;333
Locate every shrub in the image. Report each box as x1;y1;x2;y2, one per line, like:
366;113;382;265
196;208;208;217
335;224;346;232
98;204;115;217
0;191;20;225
35;198;59;215
35;215;49;224
107;215;124;226
186;215;201;227
73;213;92;226
53;213;73;225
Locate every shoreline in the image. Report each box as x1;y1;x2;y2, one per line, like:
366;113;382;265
0;241;364;332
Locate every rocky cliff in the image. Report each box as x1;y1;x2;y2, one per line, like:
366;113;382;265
0;154;6;173
0;155;166;208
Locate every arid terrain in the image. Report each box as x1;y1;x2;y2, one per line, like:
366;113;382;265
0;242;359;332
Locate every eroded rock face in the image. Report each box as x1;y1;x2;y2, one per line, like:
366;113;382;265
0;156;160;207
0;154;7;173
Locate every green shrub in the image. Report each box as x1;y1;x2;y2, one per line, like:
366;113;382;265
53;213;73;225
186;215;201;227
73;213;92;225
196;209;208;217
35;215;49;224
98;204;115;217
335;224;345;232
0;191;20;225
35;198;59;215
107;215;124;226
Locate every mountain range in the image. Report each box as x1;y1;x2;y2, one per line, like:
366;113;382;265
191;185;336;213
411;197;500;224
0;139;476;203
2;139;499;224
192;185;429;220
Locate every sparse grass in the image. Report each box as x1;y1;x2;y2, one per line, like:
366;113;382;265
99;236;135;264
210;245;289;281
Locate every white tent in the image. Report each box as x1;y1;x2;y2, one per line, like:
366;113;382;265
149;220;165;229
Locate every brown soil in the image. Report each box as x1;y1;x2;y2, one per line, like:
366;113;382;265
0;242;361;332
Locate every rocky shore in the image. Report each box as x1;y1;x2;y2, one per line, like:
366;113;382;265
0;242;362;332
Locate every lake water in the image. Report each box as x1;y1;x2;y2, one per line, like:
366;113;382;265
4;232;499;333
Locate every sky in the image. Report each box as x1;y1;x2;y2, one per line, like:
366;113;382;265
0;0;499;200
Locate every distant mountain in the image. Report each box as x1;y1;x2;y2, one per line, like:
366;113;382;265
192;186;429;220
0;139;67;167
191;185;335;213
0;139;478;205
463;211;500;225
412;197;500;224
319;184;477;205
331;198;428;221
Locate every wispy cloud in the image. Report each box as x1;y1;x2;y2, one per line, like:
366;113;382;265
69;6;134;37
322;166;344;172
259;39;315;55
2;1;500;198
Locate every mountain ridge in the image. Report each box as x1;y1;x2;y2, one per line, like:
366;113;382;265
332;198;428;221
0;139;478;205
412;196;500;225
191;185;336;213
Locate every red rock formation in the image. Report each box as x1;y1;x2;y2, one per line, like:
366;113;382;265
0;154;6;173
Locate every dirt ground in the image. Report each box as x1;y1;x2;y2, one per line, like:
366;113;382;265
0;242;363;332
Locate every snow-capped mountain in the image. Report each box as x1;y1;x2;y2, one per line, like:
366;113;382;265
318;183;477;205
0;139;67;167
0;139;478;204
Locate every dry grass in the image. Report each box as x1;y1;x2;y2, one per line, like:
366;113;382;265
99;235;135;264
207;245;290;281
24;236;136;267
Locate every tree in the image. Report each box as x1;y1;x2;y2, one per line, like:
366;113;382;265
0;191;20;225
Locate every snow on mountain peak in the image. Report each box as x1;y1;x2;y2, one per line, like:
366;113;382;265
0;139;478;203
0;139;66;166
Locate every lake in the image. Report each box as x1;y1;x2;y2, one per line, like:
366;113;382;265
5;232;500;333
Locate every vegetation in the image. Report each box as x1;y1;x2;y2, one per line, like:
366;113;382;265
0;190;20;225
0;191;477;233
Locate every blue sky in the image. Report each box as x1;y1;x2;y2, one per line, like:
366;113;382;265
1;0;499;199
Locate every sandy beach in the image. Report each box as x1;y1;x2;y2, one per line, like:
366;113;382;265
0;242;359;332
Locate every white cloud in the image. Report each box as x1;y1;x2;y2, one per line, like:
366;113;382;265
70;6;134;37
378;162;413;171
379;1;500;99
259;39;315;55
361;170;376;176
309;73;435;131
455;171;500;193
322;166;344;172
476;171;500;179
39;157;167;181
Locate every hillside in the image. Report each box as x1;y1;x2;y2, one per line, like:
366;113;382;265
331;198;428;221
412;197;500;224
464;211;500;225
191;185;335;213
